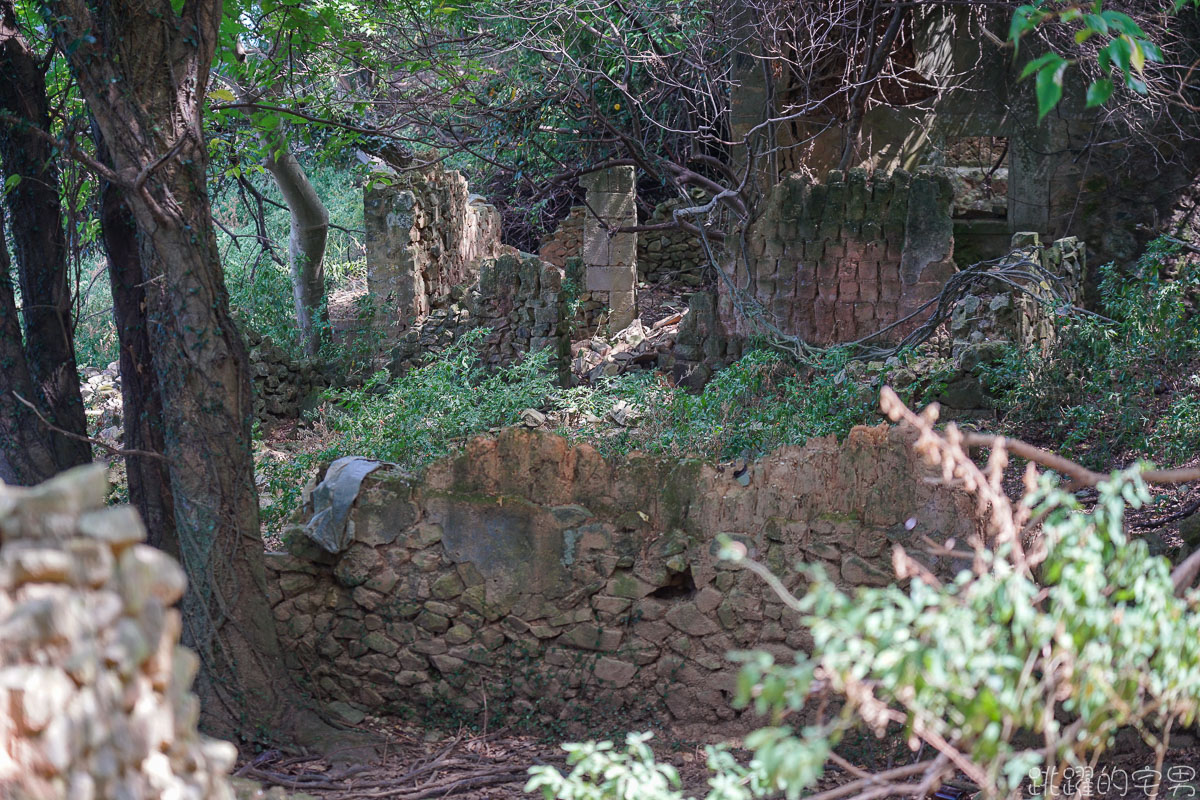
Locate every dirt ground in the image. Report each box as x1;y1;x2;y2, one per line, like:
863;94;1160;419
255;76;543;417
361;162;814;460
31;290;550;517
233;715;1200;800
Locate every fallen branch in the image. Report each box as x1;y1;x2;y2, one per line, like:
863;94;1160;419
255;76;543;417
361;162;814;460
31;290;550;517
961;430;1200;487
1131;494;1200;530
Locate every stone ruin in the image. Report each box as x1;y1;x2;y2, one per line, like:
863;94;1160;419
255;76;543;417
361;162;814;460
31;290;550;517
577;167;639;332
0;465;235;800
363;160;1086;401
364;163;502;336
266;425;978;729
245;329;329;423
539;199;707;288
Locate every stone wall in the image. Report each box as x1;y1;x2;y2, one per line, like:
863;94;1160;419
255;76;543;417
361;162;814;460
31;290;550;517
538;207;585;270
365;165;503;333
0;465;236;799
245;329;329;423
540;201;708;287
724;167;956;347
945;232;1086;358
266;425;978;729
580;167;638;332
387;252;573;382
469;252;571;381
81;329;328;432
637;201;708;286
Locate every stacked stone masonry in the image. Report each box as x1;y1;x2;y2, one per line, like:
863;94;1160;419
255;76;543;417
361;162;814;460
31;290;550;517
540;201;708;287
0;465;236;800
722;167;956;347
267;425;979;728
245;328;329;423
365;165;502;333
579;167;639;332
469;252;571;381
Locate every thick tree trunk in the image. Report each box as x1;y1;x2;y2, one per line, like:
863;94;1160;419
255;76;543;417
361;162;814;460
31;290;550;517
0;224;61;486
263;135;331;357
94;131;179;557
0;1;91;473
44;0;299;741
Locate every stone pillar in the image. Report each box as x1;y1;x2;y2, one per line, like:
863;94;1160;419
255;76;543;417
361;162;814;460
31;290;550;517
580;166;638;332
364;181;422;336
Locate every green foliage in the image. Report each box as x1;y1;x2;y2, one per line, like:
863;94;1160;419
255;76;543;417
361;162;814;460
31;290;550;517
256;329;557;534
325;328;557;465
982;238;1200;467
214;160;365;356
527;734;683;800
1009;1;1183;118
527;466;1200;800
1148;391;1200;467
256;338;893;538
554;349;882;461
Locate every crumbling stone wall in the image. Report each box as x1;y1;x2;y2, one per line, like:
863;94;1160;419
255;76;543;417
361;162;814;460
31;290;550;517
0;465;235;800
637;201;708;286
725;167;956;347
365;165;502;332
671;168;956;384
245;329;329;423
266;425;977;728
387;252;573;382
945;232;1085;358
82;329;328;431
469;252;571;381
539;207;585;270
388;302;473;374
540;201;707;288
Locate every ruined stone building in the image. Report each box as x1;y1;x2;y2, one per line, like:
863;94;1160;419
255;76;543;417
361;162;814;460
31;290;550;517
361;5;1196;388
730;3;1200;270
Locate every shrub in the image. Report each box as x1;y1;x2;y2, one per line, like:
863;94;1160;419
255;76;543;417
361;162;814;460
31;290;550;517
983;238;1200;467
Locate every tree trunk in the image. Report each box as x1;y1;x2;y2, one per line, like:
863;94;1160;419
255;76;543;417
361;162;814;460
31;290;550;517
262;133;331;357
43;0;298;741
0;1;92;473
0;223;61;486
94;129;179;558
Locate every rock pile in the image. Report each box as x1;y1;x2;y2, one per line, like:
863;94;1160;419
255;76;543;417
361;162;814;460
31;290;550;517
80;364;123;441
244;330;329;423
0;465;236;800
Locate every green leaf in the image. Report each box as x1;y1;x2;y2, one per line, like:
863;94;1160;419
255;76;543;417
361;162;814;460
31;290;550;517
1127;36;1145;74
3;174;20;197
1034;55;1068;119
1019;51;1062;81
210;88;237;102
1085;78;1114;108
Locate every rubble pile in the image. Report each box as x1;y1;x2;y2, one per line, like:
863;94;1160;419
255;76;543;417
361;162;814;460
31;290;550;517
0;465;236;799
570;314;683;384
